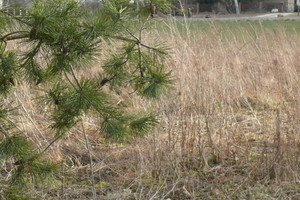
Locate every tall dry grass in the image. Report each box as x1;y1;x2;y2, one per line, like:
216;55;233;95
144;20;300;199
3;20;300;199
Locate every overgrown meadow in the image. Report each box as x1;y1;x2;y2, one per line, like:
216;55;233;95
2;19;300;199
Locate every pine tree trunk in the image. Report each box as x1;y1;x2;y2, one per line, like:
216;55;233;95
82;121;97;200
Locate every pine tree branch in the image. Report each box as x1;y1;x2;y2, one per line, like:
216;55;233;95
39;135;62;155
140;43;166;54
103;34;165;54
15;134;62;166
99;74;117;89
137;15;151;79
0;31;29;41
121;21;148;79
0;0;171;196
122;25;139;42
0;40;7;57
0;122;9;137
104;34;136;43
137;43;144;78
19;40;43;77
5;34;29;41
70;65;81;89
63;71;79;92
140;15;151;37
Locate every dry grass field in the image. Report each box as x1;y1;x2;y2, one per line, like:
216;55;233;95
2;20;300;199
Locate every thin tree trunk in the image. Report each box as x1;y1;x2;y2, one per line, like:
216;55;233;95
82;121;97;200
234;0;240;15
61;160;65;200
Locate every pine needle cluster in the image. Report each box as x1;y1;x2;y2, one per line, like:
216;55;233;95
0;0;173;198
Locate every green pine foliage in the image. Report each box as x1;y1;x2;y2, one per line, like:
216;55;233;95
0;51;18;95
0;0;173;198
0;134;34;160
129;113;158;136
11;158;60;189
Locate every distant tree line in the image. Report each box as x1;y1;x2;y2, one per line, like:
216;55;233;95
187;0;266;13
2;0;105;11
191;0;264;3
